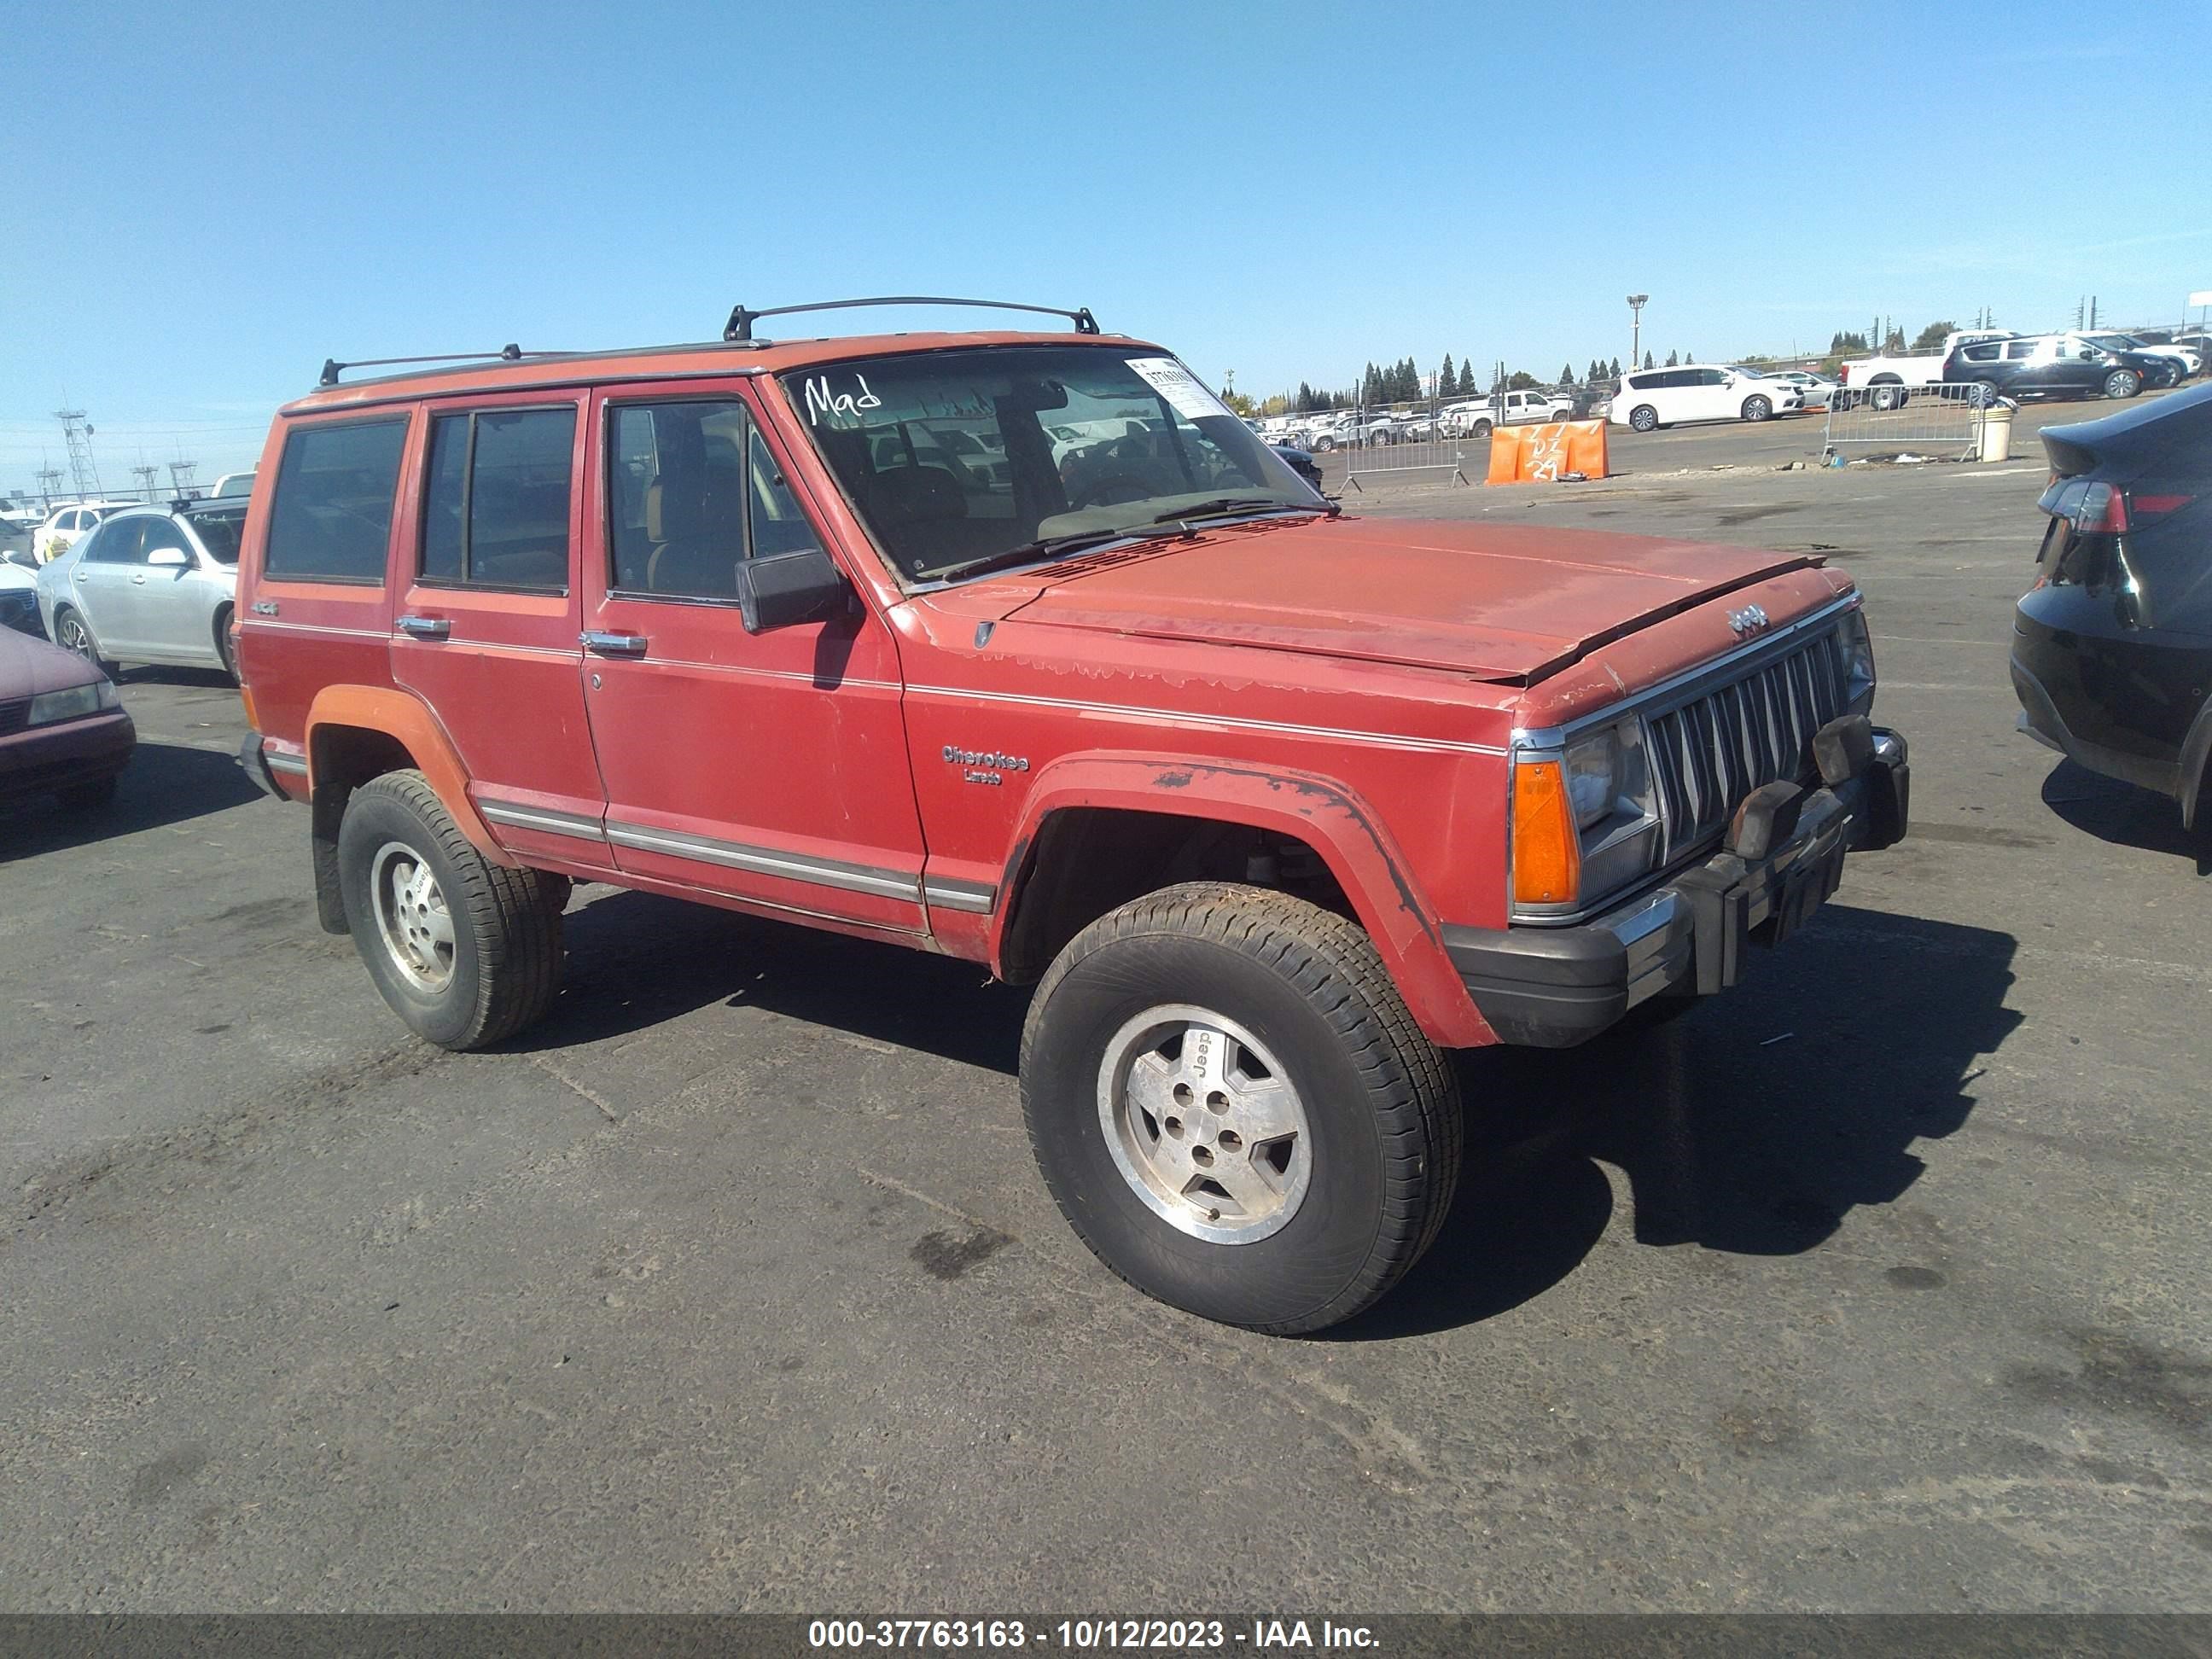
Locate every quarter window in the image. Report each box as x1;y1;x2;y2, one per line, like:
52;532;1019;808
265;419;409;583
607;399;827;599
418;406;574;591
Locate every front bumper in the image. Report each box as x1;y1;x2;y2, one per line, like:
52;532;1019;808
1446;722;1909;1048
0;707;136;800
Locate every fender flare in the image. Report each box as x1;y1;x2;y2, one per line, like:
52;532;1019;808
993;752;1493;1049
303;684;512;864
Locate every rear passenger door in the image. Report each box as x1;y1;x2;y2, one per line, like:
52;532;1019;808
387;393;613;867
576;384;928;936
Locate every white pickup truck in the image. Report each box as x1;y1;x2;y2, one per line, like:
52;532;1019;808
1439;389;1575;437
1837;331;2013;410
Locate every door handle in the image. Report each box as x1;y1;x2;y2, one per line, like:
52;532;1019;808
131;574;147;585
396;615;451;640
582;631;649;658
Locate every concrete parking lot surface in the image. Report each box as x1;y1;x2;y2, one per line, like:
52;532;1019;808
3;414;2207;1612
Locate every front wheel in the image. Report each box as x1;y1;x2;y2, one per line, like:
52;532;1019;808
2104;369;2142;399
1741;395;1772;422
1627;405;1657;433
337;769;566;1050
52;605;119;682
1021;882;1463;1334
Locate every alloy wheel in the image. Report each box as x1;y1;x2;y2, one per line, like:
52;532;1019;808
1096;1004;1312;1244
370;841;457;994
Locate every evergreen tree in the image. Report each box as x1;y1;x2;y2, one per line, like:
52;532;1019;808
1560;362;1576;386
1664;349;1679;367
1458;360;1476;396
1610;357;1621;378
1439;353;1455;399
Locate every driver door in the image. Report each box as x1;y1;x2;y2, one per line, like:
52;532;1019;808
578;382;928;934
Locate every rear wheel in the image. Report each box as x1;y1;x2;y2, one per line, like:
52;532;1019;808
1871;382;1906;411
337;769;566;1051
1628;405;1657;433
2104;369;2142;399
213;604;238;684
1741;395;1773;422
1021;883;1462;1334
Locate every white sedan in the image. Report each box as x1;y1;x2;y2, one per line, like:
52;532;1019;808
35;499;246;683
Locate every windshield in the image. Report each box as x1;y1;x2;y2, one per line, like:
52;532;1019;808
184;505;245;564
777;345;1320;584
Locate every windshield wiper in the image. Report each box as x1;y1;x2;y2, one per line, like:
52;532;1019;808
930;530;1143;585
1142;496;1338;525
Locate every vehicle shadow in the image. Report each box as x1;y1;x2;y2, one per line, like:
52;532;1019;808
1331;902;2021;1340
2040;760;2210;876
504;887;1029;1073
0;739;261;859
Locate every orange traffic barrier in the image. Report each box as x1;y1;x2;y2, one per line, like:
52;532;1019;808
1485;419;1610;485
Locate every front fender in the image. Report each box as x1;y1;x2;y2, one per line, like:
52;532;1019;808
994;751;1494;1049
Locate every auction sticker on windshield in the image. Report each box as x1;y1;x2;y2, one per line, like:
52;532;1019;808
1126;357;1230;422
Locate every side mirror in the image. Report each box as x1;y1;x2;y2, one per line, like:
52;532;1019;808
148;546;191;568
734;546;852;635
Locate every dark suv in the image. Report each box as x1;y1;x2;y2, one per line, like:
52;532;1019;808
1945;332;2165;403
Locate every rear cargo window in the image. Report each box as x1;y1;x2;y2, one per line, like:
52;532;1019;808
264;420;409;584
418;406;575;591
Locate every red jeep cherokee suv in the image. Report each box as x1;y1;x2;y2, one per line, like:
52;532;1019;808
234;300;1908;1333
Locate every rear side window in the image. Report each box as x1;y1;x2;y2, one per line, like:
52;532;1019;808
84;519;148;564
418;406;576;591
265;420;409;583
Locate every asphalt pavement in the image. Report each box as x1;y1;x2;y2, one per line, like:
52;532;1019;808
2;419;2208;1613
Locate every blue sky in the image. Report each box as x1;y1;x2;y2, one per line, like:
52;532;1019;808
4;0;2207;493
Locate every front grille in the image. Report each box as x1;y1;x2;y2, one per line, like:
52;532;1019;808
1645;627;1849;856
0;697;28;736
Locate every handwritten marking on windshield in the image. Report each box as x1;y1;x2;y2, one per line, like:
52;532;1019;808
803;375;884;427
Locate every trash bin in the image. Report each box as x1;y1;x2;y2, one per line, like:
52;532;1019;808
1976;402;2015;463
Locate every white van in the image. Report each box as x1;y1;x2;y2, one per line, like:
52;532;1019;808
1610;365;1803;432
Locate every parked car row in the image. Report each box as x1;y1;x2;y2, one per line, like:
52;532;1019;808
34;496;247;682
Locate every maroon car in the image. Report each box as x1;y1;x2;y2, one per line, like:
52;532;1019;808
0;626;134;810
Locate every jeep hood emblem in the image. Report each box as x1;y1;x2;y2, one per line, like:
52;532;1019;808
1727;604;1770;637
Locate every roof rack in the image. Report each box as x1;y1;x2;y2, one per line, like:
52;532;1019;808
721;295;1100;344
317;343;560;388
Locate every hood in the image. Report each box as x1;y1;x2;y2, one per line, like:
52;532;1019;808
996;516;1819;684
0;621;107;698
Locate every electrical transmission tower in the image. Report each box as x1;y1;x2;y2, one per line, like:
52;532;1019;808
55;408;102;498
167;459;197;498
132;463;161;502
35;466;67;509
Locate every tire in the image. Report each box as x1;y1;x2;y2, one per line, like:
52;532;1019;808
1871;382;1905;411
1313;435;1336;453
336;769;566;1051
52;605;119;682
1627;405;1657;433
57;775;119;812
1471;419;1494;439
1020;882;1463;1334
2104;369;2142;399
1967;381;1998;408
213;604;238;685
1741;395;1773;422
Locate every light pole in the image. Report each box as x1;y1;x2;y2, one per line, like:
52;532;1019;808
1627;294;1648;374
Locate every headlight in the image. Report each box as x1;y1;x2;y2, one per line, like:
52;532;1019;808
1839;605;1877;712
1514;718;1662;914
26;679;119;725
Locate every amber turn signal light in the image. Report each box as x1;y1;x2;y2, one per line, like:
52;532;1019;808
1511;758;1582;907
